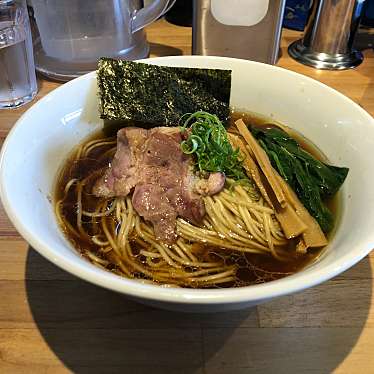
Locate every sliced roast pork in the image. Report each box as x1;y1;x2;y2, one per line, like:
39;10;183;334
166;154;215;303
93;127;225;243
93;127;147;197
132;184;178;243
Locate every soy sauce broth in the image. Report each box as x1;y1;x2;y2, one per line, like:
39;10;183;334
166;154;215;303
230;110;328;161
55;111;340;288
55;133;116;253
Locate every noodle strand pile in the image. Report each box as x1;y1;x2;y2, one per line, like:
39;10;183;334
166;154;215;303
55;135;299;288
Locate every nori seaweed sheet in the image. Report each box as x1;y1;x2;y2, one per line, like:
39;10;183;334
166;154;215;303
97;58;232;129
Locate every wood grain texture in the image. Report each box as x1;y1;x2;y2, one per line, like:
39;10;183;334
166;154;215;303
0;202;19;238
203;327;374;374
0;18;373;374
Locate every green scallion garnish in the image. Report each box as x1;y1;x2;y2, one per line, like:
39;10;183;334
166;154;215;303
180;111;247;181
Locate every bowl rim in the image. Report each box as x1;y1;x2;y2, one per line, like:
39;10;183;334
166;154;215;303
1;55;373;305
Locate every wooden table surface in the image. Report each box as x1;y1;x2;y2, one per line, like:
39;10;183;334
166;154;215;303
0;19;373;374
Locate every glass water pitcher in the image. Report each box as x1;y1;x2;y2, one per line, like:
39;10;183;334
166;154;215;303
28;0;175;81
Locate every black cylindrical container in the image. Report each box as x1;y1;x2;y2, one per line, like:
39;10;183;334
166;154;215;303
165;0;192;26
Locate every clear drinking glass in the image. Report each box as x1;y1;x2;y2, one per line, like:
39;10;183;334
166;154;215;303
0;0;37;109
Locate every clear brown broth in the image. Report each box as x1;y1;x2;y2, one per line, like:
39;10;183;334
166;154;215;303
55;112;338;287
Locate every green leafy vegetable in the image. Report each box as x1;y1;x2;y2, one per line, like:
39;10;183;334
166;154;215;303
97;58;231;130
180;111;247;181
251;127;348;233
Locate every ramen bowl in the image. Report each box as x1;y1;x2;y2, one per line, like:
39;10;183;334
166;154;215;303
1;56;373;312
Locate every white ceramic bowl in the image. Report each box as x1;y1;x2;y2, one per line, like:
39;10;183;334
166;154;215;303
1;56;374;312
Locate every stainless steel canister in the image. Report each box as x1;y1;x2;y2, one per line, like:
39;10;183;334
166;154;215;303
192;0;286;64
288;0;366;70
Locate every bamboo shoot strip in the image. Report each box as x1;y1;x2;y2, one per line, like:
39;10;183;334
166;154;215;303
235;119;286;208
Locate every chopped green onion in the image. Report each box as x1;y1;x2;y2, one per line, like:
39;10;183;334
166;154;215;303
180;111;248;181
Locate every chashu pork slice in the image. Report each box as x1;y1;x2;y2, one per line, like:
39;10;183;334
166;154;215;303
93;127;225;243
